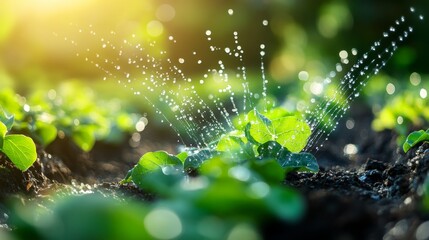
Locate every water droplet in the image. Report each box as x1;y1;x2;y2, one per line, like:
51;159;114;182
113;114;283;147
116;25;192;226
386;83;395;95
228;9;234;15
339;50;348;59
420;88;427;99
205;30;212;36
262;19;269;26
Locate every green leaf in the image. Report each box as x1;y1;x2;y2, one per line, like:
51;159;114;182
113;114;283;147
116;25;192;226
216;130;246;152
278;152;319;173
254;109;272;127
129;151;183;194
72;126;96;152
257;141;290;159
403;129;429;153
246;109;311;152
2;134;37;171
0;108;14;131
184;150;215;171
35;121;57;146
272;116;311;153
257;141;318;173
176;151;188;164
133;151;183;176
249;158;285;184
0;122;6;148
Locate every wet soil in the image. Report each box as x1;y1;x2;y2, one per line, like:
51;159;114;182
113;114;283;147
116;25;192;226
1;119;429;239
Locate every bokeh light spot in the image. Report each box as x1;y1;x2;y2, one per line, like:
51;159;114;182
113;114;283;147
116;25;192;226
156;4;175;22
146;20;164;37
144;208;182;239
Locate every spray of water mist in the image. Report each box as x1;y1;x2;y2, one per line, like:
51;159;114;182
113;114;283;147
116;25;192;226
66;6;424;155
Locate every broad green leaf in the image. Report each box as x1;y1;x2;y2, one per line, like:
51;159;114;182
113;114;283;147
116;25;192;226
216;130;246;152
134;151;183;175
246;109;311;152
272;117;311;153
2;134;37;171
130;151;183;194
403;129;429;153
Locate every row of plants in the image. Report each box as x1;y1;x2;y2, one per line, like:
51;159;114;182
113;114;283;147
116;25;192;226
5;99;429;239
0;81;143;170
2;78;429;239
5;106;318;239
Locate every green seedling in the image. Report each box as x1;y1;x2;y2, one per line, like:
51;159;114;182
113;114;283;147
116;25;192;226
0;83;142;152
0;110;37;171
126;107;318;185
403;128;429;153
373;90;429;145
122;107;315;233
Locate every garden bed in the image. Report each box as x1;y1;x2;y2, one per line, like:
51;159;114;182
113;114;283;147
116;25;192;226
1;118;429;239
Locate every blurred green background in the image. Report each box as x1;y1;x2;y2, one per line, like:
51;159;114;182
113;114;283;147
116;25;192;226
0;0;428;131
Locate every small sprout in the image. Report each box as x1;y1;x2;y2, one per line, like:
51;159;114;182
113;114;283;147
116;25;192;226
0;110;37;171
403;128;429;153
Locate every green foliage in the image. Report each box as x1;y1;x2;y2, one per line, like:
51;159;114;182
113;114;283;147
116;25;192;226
403;129;429;153
123;151;304;238
0;111;37;171
372;90;429;145
245;109;311;153
0;82;142;152
121;107;317;237
126;107;317;184
257;141;319;174
10;194;152;240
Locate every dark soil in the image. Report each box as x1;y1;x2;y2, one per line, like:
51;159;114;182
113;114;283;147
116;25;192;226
1;114;429;239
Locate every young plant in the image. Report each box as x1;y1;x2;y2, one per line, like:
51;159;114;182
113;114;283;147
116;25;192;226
0;110;37;171
120;107;315;238
403;128;429;153
373;90;429;145
0;83;143;152
126;107;318;181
